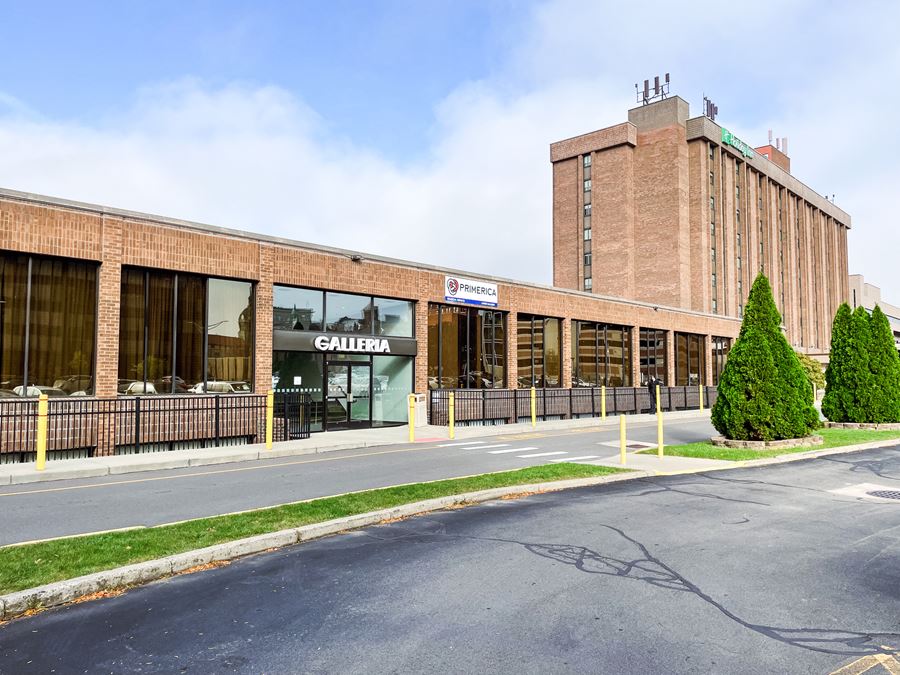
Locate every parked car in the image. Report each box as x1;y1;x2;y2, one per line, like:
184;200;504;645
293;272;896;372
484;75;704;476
118;381;158;396
13;385;68;397
53;375;93;395
189;381;252;394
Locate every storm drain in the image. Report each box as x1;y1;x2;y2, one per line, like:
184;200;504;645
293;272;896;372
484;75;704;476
866;490;900;500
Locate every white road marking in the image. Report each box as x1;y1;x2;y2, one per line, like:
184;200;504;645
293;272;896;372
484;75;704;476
478;444;511;450
436;441;486;447
549;455;599;462
488;447;538;454
518;451;569;458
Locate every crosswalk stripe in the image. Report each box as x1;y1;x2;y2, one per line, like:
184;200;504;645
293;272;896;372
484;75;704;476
436;441;486;447
518;451;568;458
549;455;599;462
477;444;511;450
488;447;538;454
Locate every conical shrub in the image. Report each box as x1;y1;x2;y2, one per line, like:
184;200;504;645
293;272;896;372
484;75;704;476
712;273;819;440
822;303;853;422
865;305;900;422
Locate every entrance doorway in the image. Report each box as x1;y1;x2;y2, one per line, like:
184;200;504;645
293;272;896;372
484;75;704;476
325;361;372;430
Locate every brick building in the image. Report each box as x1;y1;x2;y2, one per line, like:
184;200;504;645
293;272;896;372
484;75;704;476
552;96;850;358
1;186;739;433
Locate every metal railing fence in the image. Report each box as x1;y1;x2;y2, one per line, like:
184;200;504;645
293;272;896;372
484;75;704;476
429;386;718;426
0;391;311;464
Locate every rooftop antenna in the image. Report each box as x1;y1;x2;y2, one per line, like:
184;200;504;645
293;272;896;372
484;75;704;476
702;94;718;121
635;72;670;105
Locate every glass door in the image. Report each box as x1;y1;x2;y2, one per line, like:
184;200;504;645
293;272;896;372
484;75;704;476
325;361;371;430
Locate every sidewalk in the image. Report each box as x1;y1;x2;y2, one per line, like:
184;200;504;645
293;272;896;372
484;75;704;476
0;409;713;486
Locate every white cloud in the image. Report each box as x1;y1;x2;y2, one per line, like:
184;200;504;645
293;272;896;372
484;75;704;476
0;0;897;301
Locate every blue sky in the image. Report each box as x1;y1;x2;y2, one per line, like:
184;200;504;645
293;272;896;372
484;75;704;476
1;0;898;300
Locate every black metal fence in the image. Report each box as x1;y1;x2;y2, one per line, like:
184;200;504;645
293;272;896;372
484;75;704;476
429;386;718;426
0;391;312;464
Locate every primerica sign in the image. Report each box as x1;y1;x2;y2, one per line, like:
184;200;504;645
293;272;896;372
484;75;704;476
313;335;391;353
721;127;755;159
444;275;499;308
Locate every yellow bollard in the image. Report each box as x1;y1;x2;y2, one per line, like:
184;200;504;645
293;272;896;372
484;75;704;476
601;385;606;420
656;384;664;457
448;391;455;440
699;383;704;411
265;390;274;450
530;386;536;428
619;414;627;466
35;394;49;471
408;394;416;442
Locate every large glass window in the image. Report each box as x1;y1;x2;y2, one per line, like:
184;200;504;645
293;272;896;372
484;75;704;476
272;351;325;432
0;253;97;397
572;321;632;387
427;304;506;389
325;292;371;334
273;286;323;331
373;355;414;425
373;297;413;337
711;336;732;385
517;314;561;388
118;268;255;395
639;328;667;385
207;279;254;388
675;332;706;386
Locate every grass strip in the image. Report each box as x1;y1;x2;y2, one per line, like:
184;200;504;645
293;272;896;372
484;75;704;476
639;427;900;461
0;463;625;595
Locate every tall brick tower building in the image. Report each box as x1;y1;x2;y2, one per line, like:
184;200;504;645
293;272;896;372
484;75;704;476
551;96;850;356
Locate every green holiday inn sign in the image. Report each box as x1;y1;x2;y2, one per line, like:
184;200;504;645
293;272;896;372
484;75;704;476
721;127;755;159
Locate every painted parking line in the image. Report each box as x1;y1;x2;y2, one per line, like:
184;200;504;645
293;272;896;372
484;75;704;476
517;451;569;458
477;444;511;450
549;455;599;462
488;447;539;454
435;441;486;447
829;653;900;675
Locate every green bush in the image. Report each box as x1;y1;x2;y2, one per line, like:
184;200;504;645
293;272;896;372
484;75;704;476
822;304;853;422
711;273;819;440
796;352;825;391
863;305;900;422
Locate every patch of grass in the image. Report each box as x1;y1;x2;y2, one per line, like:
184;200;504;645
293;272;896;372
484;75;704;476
639;427;900;462
0;463;625;595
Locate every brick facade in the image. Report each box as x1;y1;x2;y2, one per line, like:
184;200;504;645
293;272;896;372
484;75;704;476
552;97;851;357
1;189;741;402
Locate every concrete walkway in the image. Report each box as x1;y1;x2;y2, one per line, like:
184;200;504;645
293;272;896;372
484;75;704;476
0;410;714;485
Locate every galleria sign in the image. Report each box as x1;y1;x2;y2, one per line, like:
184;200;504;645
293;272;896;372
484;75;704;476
313;335;392;354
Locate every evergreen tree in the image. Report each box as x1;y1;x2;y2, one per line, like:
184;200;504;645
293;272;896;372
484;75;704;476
845;306;874;422
822;303;853;422
712;273;819;440
866;305;900;423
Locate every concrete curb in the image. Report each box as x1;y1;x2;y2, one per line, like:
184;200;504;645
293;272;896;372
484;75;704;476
0;470;647;620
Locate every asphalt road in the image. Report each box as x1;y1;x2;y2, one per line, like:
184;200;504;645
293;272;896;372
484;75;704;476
0;418;715;545
1;446;898;674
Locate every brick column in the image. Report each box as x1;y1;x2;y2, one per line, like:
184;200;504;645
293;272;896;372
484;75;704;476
631;326;642;386
414;296;429;394
704;334;713;386
254;244;274;394
95;217;123;398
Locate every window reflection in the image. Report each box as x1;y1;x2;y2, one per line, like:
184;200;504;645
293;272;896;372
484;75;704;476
0;253;98;397
517;314;561;387
325;292;371;334
639;328;667;385
273;287;323;331
572;321;632;387
674;332;706;386
427;304;506;389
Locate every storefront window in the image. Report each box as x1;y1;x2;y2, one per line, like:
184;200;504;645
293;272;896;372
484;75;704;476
517;314;561;387
0;253;97;397
572;321;632;387
325;292;371;334
373;355;413;425
427;304;506;389
273;286;323;331
207;279;254;388
639;328;667;385
674;332;706;386
373;297;413;337
118;268;255;395
272;351;325;432
711;336;732;385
